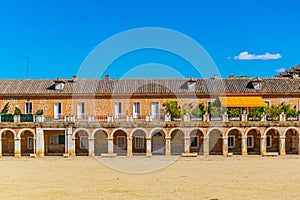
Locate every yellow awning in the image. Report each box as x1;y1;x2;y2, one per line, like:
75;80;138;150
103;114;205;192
217;96;266;107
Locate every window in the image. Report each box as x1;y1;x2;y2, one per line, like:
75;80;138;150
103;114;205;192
253;82;262;90
151;102;159;119
54;102;62;119
114;102;122;118
266;135;272;148
247;136;254;148
55;83;65;91
117;136;126;148
80;136;88;149
135;136;144;148
133;102;141;118
187;82;196;91
50;134;65;145
28;137;34;149
77;102;85;119
264;100;271;107
25;102;32;114
190;136;198;148
228;136;235;148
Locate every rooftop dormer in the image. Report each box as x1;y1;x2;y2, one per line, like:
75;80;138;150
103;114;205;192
251;78;262;91
54;78;66;91
186;78;197;91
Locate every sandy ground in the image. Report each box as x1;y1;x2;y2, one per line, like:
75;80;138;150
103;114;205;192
1;155;300;200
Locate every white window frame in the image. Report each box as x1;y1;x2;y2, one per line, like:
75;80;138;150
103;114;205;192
266;135;272;148
77;102;85;119
114;102;122;119
80;136;88;149
117;136;126;148
151;102;160;119
25;102;32;114
133;102;141;119
228;136;235;148
190;136;199;148
135;136;144;149
54;102;62;119
27;137;34;149
247;136;254;148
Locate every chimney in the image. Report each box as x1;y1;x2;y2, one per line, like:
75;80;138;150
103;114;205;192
213;74;218;79
105;74;110;80
229;74;235;79
72;75;78;82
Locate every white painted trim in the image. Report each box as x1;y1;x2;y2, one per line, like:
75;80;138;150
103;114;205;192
266;135;272;148
135;136;144;149
228;136;235;148
247;135;254;148
117;136;126;148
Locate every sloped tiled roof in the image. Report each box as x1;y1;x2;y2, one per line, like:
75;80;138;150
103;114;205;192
0;78;299;95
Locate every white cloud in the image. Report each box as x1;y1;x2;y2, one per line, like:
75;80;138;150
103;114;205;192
233;51;282;60
275;68;286;73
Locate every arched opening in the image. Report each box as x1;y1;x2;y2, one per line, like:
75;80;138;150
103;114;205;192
189;129;204;155
247;129;261;155
285;129;299;154
1;131;15;156
227;129;242;155
94;130;108;156
113;130;127;156
170;129;184;155
151;130;166;155
20;130;34;156
75;130;89;156
266;129;280;153
209;129;223;155
132;130;146;155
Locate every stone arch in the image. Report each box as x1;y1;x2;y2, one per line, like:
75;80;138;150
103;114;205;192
169;128;185;155
208;128;223;155
246;127;262;155
264;127;280;153
93;128;109;156
0;129;16;156
73;128;90;156
149;128;167;138
151;128;166;155
17;128;35;139
131;128;147;154
92;128;109;139
72;128;91;138
111;128;130;138
188;128;205;155
284;127;299;154
18;129;35;156
226;127;243;155
0;128;17;139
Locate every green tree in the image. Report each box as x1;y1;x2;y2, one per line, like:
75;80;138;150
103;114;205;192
208;103;221;118
228;108;241;118
191;103;206;118
248;107;265;120
164;100;182;118
14;107;22;115
35;109;44;115
1;102;9;114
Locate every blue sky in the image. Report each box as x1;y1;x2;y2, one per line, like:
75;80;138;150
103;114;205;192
0;0;299;79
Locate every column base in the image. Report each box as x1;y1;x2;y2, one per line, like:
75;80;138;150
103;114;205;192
14;151;21;157
146;153;152;157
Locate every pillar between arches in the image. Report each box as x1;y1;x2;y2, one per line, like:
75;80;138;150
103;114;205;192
0;139;2;157
108;137;114;155
222;136;228;156
88;138;94;156
184;137;190;153
280;136;286;155
203;136;209;156
165;137;171;156
14;138;21;157
146;138;152;157
241;136;248;155
127;136;133;156
261;136;266;155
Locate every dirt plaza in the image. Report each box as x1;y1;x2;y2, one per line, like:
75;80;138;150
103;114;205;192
0;156;300;199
